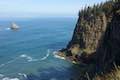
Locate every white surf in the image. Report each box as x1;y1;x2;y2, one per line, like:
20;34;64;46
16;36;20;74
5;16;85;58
40;49;50;61
53;51;65;60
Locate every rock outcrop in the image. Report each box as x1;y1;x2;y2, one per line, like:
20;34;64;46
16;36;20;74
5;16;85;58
58;0;120;79
67;1;114;55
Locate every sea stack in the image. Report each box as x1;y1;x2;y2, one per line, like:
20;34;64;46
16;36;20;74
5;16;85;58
10;22;19;30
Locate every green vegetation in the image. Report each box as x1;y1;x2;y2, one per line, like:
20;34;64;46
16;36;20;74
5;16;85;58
60;0;120;80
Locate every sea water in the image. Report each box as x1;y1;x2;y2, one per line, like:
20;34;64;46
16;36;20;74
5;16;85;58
0;17;78;80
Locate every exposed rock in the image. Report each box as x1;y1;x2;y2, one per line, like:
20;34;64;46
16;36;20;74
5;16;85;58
58;0;120;79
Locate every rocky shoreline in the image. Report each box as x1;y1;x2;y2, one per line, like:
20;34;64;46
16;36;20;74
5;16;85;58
57;0;120;79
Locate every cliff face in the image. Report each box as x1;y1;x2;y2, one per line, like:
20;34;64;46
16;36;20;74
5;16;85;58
96;1;120;71
67;1;114;55
68;10;107;54
65;0;120;64
59;0;120;79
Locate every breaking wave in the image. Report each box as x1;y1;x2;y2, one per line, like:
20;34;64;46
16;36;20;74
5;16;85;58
0;49;51;68
53;51;65;60
5;28;10;30
40;49;50;61
0;27;10;31
0;57;19;68
2;77;20;80
19;54;38;62
0;74;20;80
18;73;27;78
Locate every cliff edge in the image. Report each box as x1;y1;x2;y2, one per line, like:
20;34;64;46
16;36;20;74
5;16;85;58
58;0;120;80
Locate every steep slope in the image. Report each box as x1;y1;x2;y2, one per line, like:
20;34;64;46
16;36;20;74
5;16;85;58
67;1;114;55
58;0;120;79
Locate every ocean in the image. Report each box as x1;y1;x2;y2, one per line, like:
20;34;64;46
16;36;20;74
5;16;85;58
0;17;79;80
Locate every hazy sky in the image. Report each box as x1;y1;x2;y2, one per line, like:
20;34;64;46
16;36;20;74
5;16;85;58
0;0;106;18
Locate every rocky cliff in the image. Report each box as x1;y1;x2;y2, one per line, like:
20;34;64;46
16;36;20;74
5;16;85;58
67;1;114;55
58;0;120;79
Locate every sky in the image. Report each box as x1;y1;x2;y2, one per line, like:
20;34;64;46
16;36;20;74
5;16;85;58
0;0;106;18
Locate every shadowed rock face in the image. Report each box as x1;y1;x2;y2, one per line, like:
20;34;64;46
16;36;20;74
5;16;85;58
65;0;120;65
95;1;120;71
59;0;120;79
67;1;114;55
70;13;108;54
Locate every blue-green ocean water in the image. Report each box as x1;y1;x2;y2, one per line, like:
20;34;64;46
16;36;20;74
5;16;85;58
0;17;79;80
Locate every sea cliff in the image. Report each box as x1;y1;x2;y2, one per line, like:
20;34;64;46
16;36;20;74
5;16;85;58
58;0;120;79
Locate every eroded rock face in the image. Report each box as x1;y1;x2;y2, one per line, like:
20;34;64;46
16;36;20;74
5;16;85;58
59;0;120;79
96;1;120;71
73;13;107;54
66;1;120;63
67;5;113;55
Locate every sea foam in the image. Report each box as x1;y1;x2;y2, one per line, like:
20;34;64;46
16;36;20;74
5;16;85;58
18;73;27;78
5;28;10;30
0;58;19;68
19;54;38;62
40;49;50;61
53;51;65;60
0;74;4;78
2;77;20;80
